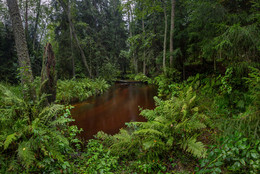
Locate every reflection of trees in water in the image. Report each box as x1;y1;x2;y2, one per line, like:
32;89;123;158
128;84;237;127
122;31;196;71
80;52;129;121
71;84;156;139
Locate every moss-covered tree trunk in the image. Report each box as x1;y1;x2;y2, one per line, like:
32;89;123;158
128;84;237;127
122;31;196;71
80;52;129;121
40;43;57;104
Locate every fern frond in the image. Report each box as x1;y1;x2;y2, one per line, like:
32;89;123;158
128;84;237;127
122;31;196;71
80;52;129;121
0;84;25;106
111;129;139;156
39;104;64;123
187;120;206;131
113;129;132;141
8;156;19;172
180;136;206;158
189;95;196;105
17;142;35;168
140;109;156;121
142;139;165;150
4;133;17;150
50;116;74;127
134;128;163;137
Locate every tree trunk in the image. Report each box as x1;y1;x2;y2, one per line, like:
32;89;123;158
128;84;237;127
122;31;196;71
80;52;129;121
32;0;41;50
128;1;137;74
7;0;35;99
142;18;146;75
183;62;185;80
68;1;75;78
169;0;175;67
59;0;92;78
163;1;167;73
40;43;57;104
25;0;28;38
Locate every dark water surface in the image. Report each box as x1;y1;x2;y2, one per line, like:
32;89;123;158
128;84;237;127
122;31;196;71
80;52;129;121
71;83;157;139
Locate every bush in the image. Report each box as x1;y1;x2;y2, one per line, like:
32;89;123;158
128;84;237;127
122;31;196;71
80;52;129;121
197;132;260;174
99;62;120;82
56;78;110;104
79;139;119;174
104;86;209;164
0;84;82;173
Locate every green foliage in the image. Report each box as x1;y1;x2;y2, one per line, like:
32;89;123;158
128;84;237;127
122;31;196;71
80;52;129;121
80;139;119;174
197;132;260;174
134;73;151;83
154;70;182;98
99;62;120;83
220;67;233;94
0;83;82;172
214;67;260;139
213;24;259;64
56;78;110;103
107;86;208;163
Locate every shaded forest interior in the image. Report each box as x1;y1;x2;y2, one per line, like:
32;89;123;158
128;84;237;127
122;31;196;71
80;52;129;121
0;0;259;173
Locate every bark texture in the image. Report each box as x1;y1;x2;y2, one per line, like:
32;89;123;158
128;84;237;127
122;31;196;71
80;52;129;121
7;0;34;90
170;0;176;67
142;18;146;75
33;0;41;50
163;1;167;73
25;0;28;36
40;43;57;104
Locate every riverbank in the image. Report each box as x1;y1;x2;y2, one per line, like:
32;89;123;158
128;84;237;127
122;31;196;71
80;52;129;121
0;69;259;173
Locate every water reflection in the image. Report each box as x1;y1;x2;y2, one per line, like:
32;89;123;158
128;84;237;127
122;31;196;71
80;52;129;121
71;83;157;139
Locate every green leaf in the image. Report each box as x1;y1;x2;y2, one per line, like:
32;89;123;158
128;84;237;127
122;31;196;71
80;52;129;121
240;159;246;166
4;133;17;150
251;152;258;159
214;161;224;167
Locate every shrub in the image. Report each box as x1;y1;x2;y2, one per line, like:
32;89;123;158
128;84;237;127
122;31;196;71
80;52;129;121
0;84;82;173
197;132;260;174
56;78;110;104
107;86;209;163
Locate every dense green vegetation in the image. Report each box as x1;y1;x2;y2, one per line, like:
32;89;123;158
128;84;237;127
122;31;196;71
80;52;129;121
0;0;259;173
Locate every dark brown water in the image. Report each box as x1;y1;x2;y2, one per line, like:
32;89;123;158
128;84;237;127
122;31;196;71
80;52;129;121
71;83;157;139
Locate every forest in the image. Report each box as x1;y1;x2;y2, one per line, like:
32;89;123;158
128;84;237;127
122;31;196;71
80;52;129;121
0;0;259;173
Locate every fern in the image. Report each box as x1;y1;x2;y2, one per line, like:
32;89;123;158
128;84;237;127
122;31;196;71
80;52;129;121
134;128;163;137
17;142;35;168
4;133;17;150
0;82;80;172
180;136;206;158
108;86;210;161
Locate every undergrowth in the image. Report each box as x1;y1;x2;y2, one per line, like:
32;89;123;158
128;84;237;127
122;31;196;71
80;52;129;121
56;78;110;104
0;66;259;173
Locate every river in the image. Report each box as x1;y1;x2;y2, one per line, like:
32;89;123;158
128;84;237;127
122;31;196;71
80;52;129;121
71;82;157;139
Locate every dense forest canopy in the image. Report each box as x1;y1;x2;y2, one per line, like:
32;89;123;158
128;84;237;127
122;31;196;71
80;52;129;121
0;0;259;173
0;0;258;82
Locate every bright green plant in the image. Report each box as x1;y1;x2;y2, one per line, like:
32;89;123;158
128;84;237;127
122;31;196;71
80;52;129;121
134;73;151;83
0;84;82;173
197;132;260;174
56;78;110;103
153;69;181;98
109;86;209;163
79;139;118;174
